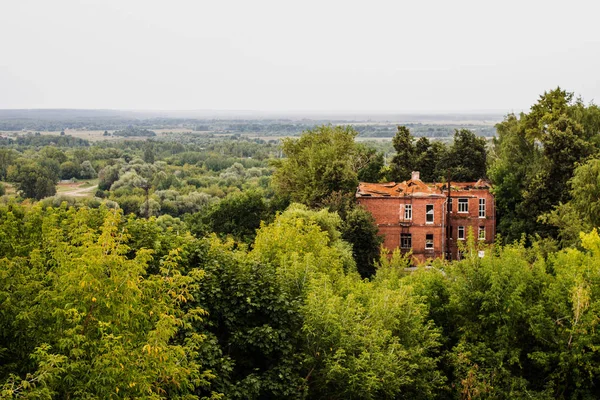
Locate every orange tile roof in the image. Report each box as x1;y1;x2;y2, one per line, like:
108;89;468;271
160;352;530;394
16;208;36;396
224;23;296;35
357;178;491;198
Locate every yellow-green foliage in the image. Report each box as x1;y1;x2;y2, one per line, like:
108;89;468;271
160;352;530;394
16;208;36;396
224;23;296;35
251;204;355;296
0;205;217;399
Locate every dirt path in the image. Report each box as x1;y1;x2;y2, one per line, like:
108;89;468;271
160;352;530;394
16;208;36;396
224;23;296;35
61;184;98;197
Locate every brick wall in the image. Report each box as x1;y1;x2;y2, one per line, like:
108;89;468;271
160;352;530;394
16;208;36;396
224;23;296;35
358;188;495;264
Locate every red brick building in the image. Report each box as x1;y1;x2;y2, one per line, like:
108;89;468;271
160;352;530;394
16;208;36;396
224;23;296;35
356;171;495;263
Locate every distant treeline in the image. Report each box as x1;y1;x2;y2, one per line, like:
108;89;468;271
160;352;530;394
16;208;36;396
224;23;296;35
112;127;156;137
0;111;497;138
0;133;89;147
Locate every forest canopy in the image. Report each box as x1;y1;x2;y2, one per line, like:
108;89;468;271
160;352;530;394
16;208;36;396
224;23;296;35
2;88;600;398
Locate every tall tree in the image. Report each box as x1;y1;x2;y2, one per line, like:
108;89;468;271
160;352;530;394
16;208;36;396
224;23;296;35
9;161;59;200
271;125;359;208
414;137;447;182
390;125;415;182
489;88;599;242
442;129;487;182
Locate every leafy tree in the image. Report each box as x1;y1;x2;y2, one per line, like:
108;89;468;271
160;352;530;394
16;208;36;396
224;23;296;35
390;125;415;182
442;129;487;181
340;205;383;278
9;161;58;200
143;142;156;164
541;158;600;247
490;88;599;242
188;237;306;399
0;206;219;398
98;163;121;190
79;160;97;179
271;125;359;208
356;144;385;182
189;190;268;243
0;149;17;180
414;137;447;182
59;161;80;180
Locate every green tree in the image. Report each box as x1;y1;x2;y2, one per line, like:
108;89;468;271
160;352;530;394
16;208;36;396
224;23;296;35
340;205;382;278
540;158;600;247
356;144;385;182
143;142;156;164
0;149;17;180
442;129;487;181
98;163;121;190
59;161;80;180
390;125;415;182
271;125;359;208
9;161;58;200
188;237;306;399
79;160;97;179
490;88;598;242
414;137;447;182
0;206;219;398
188;189;268;244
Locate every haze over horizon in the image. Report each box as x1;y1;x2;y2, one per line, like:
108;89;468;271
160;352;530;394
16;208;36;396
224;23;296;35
1;0;599;112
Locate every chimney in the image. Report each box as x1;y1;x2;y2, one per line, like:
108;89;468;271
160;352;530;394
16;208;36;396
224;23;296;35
411;171;420;181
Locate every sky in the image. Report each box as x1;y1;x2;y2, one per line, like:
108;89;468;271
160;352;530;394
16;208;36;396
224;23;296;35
1;0;599;112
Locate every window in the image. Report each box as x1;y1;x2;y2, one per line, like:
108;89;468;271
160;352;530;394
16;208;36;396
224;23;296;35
479;198;486;218
458;226;465;240
479;226;485;240
458;198;469;213
448;225;453;239
404;204;412;220
401;233;412;249
447;198;453;212
425;234;434;250
426;204;434;224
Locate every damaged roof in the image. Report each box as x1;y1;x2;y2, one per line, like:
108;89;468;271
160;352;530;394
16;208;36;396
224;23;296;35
357;177;491;198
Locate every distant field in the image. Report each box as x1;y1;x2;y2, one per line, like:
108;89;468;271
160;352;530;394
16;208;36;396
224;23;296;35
48;128;194;141
1;180;98;199
55;179;99;197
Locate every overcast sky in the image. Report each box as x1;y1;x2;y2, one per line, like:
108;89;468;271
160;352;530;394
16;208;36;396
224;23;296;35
1;0;599;112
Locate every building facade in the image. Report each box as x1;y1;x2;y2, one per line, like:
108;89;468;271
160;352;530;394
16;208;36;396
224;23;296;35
356;171;495;263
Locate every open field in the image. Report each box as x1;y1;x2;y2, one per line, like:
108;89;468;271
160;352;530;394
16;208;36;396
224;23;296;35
56;179;98;197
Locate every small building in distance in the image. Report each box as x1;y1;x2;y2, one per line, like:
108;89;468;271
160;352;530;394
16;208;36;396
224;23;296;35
356;171;495;263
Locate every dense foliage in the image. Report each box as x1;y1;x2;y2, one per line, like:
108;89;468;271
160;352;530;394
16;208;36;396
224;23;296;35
489;88;600;243
4;202;600;398
388;125;487;182
4;89;600;398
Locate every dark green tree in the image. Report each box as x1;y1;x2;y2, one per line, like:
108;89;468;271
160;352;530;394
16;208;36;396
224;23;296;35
356;144;385;182
340;205;383;278
59;161;80;180
9;161;59;200
414;137;447;182
489;88;598;242
188;189;268;244
390;125;415;182
442;129;487;181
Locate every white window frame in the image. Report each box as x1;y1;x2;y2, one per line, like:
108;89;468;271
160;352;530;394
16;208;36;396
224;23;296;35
448;198;453;213
400;233;412;249
426;204;434;224
479;226;485;241
479;198;486;218
458;226;465;240
404;204;412;220
458;198;469;213
425;234;434;250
